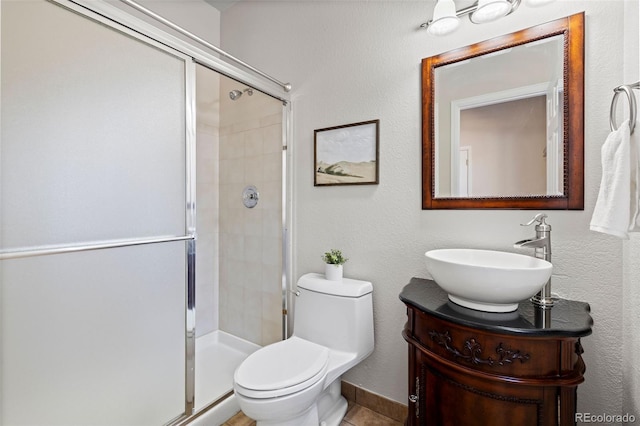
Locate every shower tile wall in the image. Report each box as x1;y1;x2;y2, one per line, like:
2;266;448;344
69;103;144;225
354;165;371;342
195;65;220;337
219;79;283;346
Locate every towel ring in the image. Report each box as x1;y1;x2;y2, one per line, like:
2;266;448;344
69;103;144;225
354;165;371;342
610;82;638;135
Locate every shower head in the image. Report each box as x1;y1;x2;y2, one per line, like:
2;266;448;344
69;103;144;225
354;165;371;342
229;88;254;101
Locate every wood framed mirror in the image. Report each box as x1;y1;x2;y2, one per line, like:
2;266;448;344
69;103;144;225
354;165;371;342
422;13;584;209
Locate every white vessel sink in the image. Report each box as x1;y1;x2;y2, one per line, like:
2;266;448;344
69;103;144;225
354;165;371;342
425;249;553;313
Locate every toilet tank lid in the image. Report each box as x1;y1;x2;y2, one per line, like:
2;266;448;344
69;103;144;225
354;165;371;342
297;273;372;297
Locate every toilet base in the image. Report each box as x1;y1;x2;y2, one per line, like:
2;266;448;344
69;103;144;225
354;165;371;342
248;379;348;426
317;380;348;426
255;405;319;426
318;395;347;426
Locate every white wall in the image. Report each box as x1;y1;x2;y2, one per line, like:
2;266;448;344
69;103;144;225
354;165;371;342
622;0;640;418
221;0;636;414
107;0;220;48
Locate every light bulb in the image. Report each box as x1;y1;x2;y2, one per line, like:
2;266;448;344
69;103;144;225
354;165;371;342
428;0;460;36
526;0;555;6
471;0;512;24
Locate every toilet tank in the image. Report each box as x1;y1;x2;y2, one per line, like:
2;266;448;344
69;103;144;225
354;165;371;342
293;273;374;358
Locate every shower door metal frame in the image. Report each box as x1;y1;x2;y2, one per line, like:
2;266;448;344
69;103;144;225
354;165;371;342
32;0;293;423
118;0;291;93
66;0;292;106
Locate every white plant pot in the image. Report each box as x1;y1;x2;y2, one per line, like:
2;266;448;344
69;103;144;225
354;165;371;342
325;264;343;281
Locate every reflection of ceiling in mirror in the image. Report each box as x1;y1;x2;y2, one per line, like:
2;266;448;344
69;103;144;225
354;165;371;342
436;35;563;102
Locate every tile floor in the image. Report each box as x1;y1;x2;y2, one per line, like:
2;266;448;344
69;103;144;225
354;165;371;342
221;402;403;426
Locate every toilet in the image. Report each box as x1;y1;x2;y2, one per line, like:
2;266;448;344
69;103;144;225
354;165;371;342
233;273;374;426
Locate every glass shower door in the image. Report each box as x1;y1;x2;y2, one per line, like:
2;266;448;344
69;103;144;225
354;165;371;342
193;65;287;415
1;1;193;424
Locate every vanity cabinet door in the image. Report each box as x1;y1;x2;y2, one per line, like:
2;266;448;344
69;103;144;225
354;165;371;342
422;357;549;425
408;343;559;426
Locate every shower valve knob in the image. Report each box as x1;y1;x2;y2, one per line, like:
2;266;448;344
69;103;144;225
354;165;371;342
242;185;259;208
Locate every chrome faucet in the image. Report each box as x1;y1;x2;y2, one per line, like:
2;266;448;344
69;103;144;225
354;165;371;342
514;213;554;308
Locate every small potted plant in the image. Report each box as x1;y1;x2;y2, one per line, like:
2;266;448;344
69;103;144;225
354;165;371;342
322;249;348;281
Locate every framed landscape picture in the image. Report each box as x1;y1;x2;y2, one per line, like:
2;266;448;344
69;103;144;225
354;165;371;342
314;119;379;186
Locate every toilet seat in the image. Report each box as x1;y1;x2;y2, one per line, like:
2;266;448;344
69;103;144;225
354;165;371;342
234;337;329;399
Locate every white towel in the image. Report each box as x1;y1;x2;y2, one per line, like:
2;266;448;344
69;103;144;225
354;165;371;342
629;122;640;232
590;120;631;239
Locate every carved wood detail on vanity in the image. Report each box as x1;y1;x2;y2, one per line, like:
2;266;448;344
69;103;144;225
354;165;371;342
428;329;531;367
400;278;593;426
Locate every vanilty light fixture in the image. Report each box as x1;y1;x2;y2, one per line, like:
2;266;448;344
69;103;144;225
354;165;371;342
421;0;555;36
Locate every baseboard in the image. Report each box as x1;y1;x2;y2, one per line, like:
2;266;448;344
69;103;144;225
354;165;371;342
340;381;408;423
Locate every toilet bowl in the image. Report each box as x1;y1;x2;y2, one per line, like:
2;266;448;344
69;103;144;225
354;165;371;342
233;337;329;425
233;273;374;426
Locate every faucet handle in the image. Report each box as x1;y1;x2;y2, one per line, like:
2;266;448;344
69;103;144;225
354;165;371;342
521;213;551;230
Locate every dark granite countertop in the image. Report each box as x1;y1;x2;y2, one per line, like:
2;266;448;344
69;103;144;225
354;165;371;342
400;277;593;338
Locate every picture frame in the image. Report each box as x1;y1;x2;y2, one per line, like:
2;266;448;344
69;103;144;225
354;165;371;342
314;119;380;186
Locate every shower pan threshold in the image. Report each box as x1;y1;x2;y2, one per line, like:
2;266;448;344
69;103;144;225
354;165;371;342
194;330;260;412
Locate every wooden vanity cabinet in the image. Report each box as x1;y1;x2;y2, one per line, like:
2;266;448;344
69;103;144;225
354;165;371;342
400;278;592;426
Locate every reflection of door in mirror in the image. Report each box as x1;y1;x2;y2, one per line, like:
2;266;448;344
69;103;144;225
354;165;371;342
458;146;470;197
458;95;547;197
545;80;564;195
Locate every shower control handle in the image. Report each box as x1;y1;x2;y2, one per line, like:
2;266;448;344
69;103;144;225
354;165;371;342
242;185;259;208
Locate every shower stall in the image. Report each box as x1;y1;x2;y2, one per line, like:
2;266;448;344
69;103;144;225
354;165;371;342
192;67;289;419
0;1;291;425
